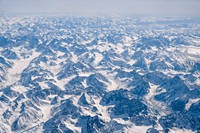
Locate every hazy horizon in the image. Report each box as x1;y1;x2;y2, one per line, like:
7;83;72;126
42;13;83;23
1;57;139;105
0;0;200;16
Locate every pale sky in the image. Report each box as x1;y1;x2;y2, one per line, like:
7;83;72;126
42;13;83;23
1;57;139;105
0;0;200;16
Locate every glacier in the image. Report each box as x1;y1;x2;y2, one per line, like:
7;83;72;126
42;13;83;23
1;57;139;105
0;16;200;133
